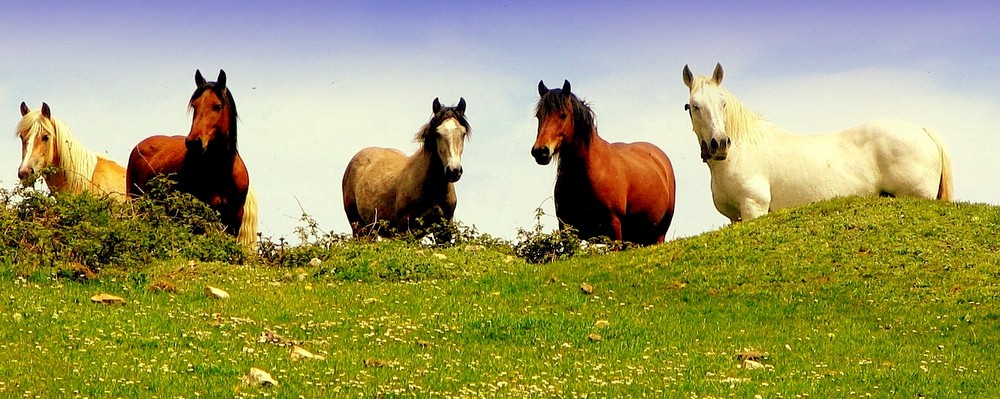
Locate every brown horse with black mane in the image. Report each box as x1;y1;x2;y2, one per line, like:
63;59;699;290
127;69;251;239
532;80;676;245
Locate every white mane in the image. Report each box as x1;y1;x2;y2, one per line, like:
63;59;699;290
17;111;101;194
691;75;767;143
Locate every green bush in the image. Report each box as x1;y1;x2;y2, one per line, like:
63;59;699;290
0;176;244;276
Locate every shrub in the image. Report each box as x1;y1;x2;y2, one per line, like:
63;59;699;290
0;176;245;276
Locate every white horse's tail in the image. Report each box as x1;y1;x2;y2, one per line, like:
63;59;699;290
923;127;953;201
237;184;259;252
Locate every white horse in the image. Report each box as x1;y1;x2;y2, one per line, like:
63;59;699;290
681;63;953;222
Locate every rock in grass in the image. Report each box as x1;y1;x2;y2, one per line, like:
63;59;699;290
290;345;325;360
742;359;766;370
244;367;278;387
204;286;230;299
587;332;603;342
90;293;126;305
308;258;322;267
580;283;594;295
595;319;610;328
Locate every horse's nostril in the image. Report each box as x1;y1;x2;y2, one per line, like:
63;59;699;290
710;138;719;150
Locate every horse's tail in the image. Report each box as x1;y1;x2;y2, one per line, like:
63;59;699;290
237;184;259;252
923;127;953;201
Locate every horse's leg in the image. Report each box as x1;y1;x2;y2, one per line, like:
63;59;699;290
610;214;623;242
739;198;769;221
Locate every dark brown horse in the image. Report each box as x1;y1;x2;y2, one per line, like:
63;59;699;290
532;80;676;245
126;69;250;238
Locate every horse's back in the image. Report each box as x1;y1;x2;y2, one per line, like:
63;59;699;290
342;147;408;232
851;119;945;199
93;155;128;200
760;118;945;209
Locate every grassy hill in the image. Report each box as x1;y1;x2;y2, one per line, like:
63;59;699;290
1;196;998;397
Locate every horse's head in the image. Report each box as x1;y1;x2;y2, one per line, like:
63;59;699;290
423;97;470;182
15;102;58;183
683;63;731;162
187;69;238;156
533;80;593;165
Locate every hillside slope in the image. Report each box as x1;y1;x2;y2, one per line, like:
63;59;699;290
1;196;997;397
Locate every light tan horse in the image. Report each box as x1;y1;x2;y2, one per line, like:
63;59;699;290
17;101;259;251
682;63;953;222
342;98;470;237
16;102;127;199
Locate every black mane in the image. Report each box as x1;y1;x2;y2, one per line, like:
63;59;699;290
535;87;596;146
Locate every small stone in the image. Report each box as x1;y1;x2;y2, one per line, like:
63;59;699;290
580;283;594;295
742;359;766;370
244;367;278;387
290;345;325;360
204;286;230;299
587;333;603;342
90;294;126;305
308;258;322;267
595;320;610;328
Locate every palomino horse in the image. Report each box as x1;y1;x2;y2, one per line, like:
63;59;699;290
16;102;127;200
532;80;676;245
343;98;470;237
682;63;954;222
127;69;258;248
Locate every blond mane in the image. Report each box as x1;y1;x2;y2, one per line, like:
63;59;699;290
17;111;102;194
690;75;766;143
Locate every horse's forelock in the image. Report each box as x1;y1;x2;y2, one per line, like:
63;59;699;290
417;106;471;142
535;89;595;145
16;111;51;140
689;75;762;141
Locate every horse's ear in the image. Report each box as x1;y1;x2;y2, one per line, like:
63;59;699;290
41;102;51;119
195;70;206;86
538;80;548;97
216;69;227;91
456;97;466;113
562;80;571;94
19;102;29;116
433;98;442;114
712;63;724;85
682;64;694;89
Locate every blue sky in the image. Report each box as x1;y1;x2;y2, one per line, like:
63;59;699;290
4;2;999;241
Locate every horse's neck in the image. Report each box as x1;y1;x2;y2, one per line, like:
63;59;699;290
407;149;448;189
49;122;100;194
558;128;608;170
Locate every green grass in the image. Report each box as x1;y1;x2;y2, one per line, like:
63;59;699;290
2;196;1000;397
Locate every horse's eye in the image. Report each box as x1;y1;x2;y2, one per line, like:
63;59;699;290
560;113;568;119
41;135;50;142
213;104;223;111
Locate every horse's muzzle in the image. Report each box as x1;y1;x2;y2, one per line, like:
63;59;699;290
531;147;551;165
702;137;731;162
445;165;463;183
